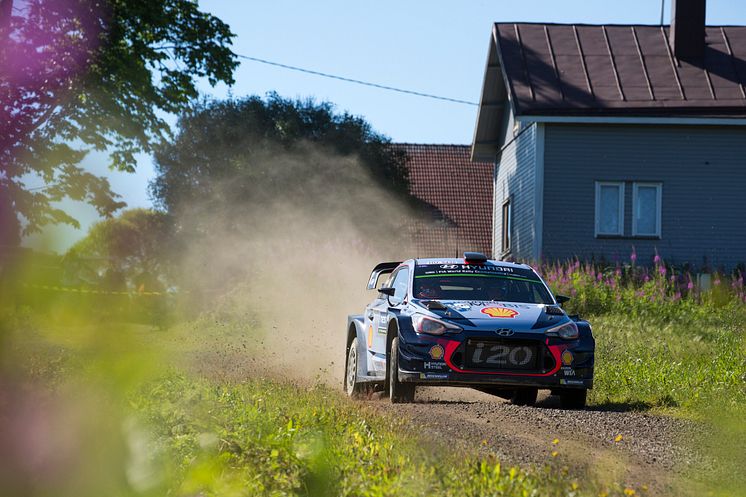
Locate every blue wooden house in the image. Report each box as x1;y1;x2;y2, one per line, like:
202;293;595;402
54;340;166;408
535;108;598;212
471;0;746;269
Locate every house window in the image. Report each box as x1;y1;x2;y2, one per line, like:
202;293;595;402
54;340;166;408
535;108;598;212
595;182;624;237
632;183;662;238
501;198;512;253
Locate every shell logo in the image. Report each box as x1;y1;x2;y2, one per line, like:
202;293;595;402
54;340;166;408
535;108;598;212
481;307;519;318
561;350;574;366
429;344;445;360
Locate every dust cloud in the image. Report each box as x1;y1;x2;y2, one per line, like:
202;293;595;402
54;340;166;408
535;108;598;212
173;142;423;385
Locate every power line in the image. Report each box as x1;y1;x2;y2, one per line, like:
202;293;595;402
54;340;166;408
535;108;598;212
235;53;479;107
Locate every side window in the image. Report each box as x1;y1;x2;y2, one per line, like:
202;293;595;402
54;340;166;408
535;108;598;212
390;267;410;305
595;181;624;237
632;182;662;238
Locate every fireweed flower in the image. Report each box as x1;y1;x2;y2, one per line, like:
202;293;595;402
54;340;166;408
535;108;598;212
630;248;637;263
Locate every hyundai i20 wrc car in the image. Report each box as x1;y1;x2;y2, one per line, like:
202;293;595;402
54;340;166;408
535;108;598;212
344;253;595;408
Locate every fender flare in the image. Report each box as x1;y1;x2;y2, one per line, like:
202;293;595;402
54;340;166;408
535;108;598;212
346;315;368;379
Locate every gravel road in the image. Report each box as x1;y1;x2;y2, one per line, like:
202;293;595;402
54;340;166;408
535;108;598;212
367;387;708;496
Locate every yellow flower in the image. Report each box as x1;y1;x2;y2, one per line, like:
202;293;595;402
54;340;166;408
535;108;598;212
624;488;636;496
552;438;560;445
641;485;648;492
614;434;624;442
551;451;559;457
571;482;578;490
599;491;608;497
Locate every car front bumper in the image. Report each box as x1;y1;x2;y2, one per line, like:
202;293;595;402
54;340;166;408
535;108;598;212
397;335;594;390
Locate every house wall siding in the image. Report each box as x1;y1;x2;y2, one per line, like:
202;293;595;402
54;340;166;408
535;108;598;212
542;124;746;269
494;122;537;261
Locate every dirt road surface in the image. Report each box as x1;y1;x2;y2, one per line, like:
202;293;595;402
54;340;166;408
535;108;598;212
366;388;708;496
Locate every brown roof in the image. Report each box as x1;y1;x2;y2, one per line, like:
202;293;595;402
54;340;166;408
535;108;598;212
495;23;746;117
396;144;493;257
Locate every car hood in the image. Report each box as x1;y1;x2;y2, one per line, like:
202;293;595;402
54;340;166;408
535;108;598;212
413;300;567;332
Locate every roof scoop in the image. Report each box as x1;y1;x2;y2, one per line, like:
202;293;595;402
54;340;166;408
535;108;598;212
464;252;488;263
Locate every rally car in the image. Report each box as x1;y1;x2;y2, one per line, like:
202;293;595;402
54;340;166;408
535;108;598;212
344;253;594;408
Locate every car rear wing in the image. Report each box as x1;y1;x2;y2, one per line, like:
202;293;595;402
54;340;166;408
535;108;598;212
366;261;402;290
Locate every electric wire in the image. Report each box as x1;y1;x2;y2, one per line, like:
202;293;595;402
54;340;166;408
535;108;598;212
235;53;479;106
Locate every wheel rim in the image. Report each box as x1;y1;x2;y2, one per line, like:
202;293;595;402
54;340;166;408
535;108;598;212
346;343;357;394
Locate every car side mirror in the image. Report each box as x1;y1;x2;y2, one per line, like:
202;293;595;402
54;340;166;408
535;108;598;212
555;294;571;306
379;287;396;297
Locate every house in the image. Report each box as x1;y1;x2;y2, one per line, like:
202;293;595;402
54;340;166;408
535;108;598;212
472;0;746;269
396;144;493;257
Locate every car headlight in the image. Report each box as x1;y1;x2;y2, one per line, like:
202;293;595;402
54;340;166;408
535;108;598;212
546;320;579;340
412;314;462;335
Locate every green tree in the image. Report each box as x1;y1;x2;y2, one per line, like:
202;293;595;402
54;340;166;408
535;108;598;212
0;0;238;248
66;208;173;291
150;94;415;225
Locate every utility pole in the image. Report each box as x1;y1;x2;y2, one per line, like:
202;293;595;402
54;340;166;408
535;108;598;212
660;0;666;25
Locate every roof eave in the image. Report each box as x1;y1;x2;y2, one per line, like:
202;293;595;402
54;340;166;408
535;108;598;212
471;25;510;163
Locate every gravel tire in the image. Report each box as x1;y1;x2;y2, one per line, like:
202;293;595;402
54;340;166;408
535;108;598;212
389;337;415;403
345;337;365;398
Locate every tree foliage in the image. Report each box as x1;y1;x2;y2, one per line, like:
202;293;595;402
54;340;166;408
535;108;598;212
0;0;238;246
151;93;413;224
66;208;173;291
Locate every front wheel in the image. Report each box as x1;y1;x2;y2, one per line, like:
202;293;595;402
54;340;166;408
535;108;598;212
389;337;415;403
559;389;587;409
345;337;365;398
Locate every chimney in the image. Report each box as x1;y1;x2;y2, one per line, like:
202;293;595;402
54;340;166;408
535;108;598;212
670;0;707;59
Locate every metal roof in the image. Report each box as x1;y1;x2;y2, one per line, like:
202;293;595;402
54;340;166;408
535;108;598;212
472;23;746;160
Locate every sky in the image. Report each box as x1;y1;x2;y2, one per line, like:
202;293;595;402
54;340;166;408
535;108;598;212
25;0;746;251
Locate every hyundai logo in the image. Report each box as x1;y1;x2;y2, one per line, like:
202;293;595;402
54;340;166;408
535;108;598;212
495;329;514;337
440;264;459;269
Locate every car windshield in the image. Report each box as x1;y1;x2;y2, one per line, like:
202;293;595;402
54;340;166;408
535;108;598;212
413;264;553;304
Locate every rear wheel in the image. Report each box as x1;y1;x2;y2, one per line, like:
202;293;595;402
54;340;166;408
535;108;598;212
345;337;365;398
510;388;538;406
559;389;587;409
389;337;415;403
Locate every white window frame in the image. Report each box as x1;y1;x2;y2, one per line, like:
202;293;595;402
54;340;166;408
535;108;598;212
632;182;662;238
501;197;512;255
595;181;625;237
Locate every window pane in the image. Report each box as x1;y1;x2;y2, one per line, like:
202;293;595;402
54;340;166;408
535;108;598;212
636;186;658;235
599;185;620;234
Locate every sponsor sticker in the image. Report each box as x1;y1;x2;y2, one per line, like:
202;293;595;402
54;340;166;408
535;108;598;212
451;302;472;312
561;350;574;366
429;344;445;360
424;361;447;370
423;373;449;379
561;366;576;377
481;307;519;318
560;379;585;386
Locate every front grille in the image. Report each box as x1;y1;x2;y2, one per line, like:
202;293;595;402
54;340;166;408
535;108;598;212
455;339;554;374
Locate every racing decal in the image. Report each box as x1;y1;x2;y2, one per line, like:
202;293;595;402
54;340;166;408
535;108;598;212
377;313;388;333
560;379;585;386
561;350;574;366
561;367;576;377
424;361;447;370
481;307;519;318
429;344;445;360
450;302;471;312
420;372;449;380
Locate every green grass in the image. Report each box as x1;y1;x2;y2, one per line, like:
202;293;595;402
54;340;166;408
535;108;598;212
589;310;746;414
132;374;598;497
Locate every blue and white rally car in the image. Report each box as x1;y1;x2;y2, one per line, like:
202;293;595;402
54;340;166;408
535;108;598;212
344;253;595;408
